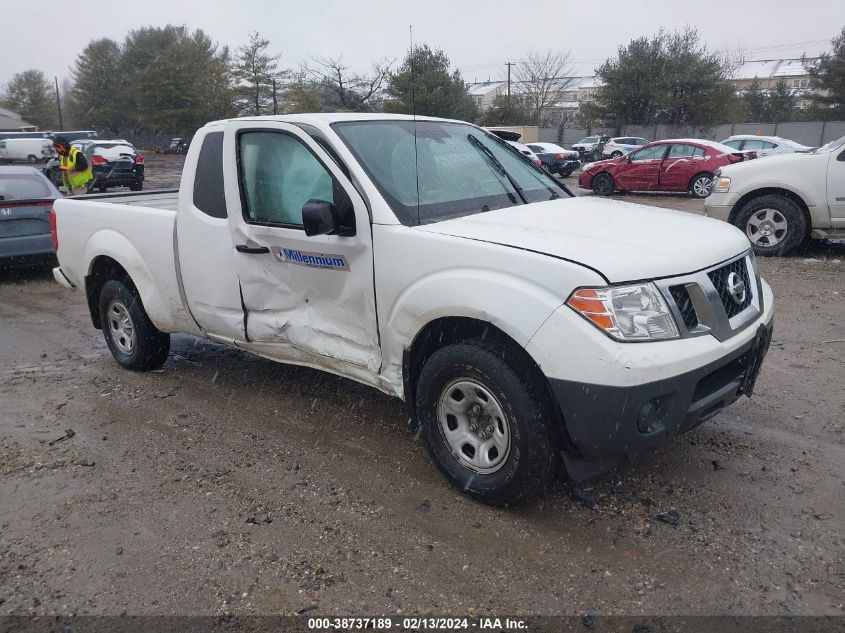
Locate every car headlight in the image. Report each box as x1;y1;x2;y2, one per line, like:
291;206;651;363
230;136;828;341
567;284;680;341
714;175;731;192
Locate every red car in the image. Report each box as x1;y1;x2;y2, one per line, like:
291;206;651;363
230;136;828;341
578;139;754;198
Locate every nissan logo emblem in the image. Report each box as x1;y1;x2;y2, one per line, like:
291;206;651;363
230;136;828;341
726;272;747;305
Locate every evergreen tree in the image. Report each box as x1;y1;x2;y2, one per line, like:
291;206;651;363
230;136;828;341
232;32;283;115
133;29;234;135
740;77;767;122
67;38;123;134
765;79;796;122
805;27;845;119
1;69;56;129
384;45;477;121
586;28;736;127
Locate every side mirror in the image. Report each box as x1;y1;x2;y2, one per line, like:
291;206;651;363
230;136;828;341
302;200;338;237
302;199;355;237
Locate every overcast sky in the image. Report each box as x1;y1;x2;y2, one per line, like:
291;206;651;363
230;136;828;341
2;0;843;88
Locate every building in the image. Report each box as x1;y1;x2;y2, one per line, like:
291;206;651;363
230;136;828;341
468;82;507;113
0;107;38;132
732;58;819;109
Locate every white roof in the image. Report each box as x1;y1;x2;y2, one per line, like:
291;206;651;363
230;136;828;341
468;82;506;96
205;113;469;128
735;58;813;80
721;135;812;149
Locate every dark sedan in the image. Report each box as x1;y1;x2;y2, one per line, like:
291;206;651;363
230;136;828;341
44;140;144;192
0;166;61;263
526;142;581;177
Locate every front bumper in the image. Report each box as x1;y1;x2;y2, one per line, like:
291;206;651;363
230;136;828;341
550;320;772;479
703;191;737;222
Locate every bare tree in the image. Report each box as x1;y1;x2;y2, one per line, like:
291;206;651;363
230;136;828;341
513;51;576;124
302;56;392;111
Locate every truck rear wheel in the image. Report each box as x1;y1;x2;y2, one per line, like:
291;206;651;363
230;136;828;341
98;279;170;371
415;339;559;506
735;194;808;256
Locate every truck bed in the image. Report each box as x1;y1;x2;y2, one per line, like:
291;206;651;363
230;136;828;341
75;189;179;211
52;188;193;334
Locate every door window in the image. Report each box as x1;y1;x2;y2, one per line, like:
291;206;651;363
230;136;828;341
238;131;336;228
631;145;668;161
667;144;705;158
723;140;743;149
742;139;767;150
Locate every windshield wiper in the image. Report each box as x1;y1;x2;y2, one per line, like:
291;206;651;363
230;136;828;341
467;134;526;204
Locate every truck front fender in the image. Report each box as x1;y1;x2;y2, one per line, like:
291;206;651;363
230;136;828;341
379;268;578;397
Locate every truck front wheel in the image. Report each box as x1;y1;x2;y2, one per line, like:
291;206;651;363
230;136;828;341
415;340;559;506
98;279;170;371
735;194;808;256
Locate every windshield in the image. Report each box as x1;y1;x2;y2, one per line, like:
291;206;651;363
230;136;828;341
333;120;569;225
579;137;598;144
812;135;845;154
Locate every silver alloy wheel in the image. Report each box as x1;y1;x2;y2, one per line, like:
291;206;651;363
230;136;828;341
107;299;136;355
693;175;713;197
437;378;511;474
746;208;788;247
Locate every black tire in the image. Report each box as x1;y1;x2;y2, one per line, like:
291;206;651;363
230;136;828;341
97;183;107;193
610;151;623;158
27;154;38;163
129;181;143;191
734;194;808;256
689;172;715;198
591;172;614;196
415;339;559;506
98;279;170;371
559;169;573;178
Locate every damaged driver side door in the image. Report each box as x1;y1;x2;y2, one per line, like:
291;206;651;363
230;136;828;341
222;120;381;380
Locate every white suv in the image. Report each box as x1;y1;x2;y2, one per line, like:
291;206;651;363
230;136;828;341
602;137;649;158
706;135;845;255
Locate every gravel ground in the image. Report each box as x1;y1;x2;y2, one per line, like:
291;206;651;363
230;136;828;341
0;153;843;617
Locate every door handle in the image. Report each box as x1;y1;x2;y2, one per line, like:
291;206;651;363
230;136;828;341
235;245;270;254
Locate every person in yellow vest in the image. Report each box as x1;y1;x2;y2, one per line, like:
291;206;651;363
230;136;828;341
53;137;94;196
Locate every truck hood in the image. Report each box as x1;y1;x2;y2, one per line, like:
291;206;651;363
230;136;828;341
418;197;750;283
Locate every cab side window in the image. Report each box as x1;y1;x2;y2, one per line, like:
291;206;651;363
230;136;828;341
193;132;227;219
238;131;337;228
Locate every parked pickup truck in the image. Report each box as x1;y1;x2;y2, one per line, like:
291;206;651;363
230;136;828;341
706;135;845;256
51;114;774;506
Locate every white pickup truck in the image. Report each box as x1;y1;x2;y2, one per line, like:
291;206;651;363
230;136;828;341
51;114;774;505
705;135;845;255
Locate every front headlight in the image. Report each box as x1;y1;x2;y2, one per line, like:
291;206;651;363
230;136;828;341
567;284;680;341
714;175;731;192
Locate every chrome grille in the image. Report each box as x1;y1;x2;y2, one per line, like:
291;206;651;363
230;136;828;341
708;258;752;318
669;285;699;329
655;251;762;342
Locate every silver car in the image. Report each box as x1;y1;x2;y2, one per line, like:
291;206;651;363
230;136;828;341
720;135;815;158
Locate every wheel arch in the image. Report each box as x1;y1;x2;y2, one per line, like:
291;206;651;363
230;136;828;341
688;171;715;190
401;316;571;450
729;187;811;227
85;255;136;329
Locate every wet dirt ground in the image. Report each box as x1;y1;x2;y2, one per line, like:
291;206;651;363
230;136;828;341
0;154;843;617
